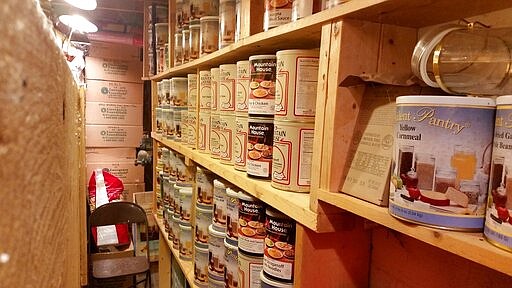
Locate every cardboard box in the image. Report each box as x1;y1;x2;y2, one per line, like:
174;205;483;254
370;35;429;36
85;56;143;83
86;125;143;147
86;162;144;184
88;41;141;61
86;80;143;104
122;183;145;202
134;192;159;258
86;102;143;125
86;147;136;162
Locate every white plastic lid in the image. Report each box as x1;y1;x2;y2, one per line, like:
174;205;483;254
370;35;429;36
200;16;220;21
187;73;197;78
226;187;239;198
172;77;188;81
249;55;277;61
220;64;237;69
179;224;192;231
208;224;226;238
195;204;213;213
237;191;258;202
172;214;180;221
496;95;512;105
396;95;495;107
199;70;211;75
155;23;169;27
211;67;220;73
224;238;238;251
213;179;229;189
237;60;250;65
265;206;291;220
195;245;209;253
260;271;293;288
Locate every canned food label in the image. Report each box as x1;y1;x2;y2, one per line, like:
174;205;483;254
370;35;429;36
220;68;236;111
224;245;239;287
197;170;214;206
195;209;213;247
485;104;512;249
188;75;198;109
208;234;226;280
179;227;193;259
275;57;319;117
200;72;212;109
212;75;219;110
236;62;250;112
219;116;235;163
390;103;495;230
211;114;222;158
247;121;274;178
194;249;209;285
264;0;292;30
238;199;266;254
249;58;277;115
199;113;211;152
213;186;228;229
273;126;314;186
234;117;248;170
263;214;295;281
226;196;239;242
179;192;192;222
172;219;180;249
188;111;198;147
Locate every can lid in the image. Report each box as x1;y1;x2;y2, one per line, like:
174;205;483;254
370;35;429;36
396;95;495;107
208;224;226;237
213;179;230;189
220;64;237;69
155;23;169;27
236;60;250;65
200;16;220;21
172;77;188;81
172;214;180;221
179;186;193;195
226;187;239;198
276;49;320;57
161;78;170;83
260;271;293;288
237;191;258;202
274;118;315;125
195;245;209;253
224;238;238;251
179;224;192;230
496;95;512;105
249;55;277;61
195;204;213;213
190;19;201;25
199;70;211;75
266;206;292;220
211;67;220;72
187;73;198;78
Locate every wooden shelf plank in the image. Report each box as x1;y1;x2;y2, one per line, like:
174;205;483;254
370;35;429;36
149;0;512;80
317;189;512;277
154;214;197;288
152;132;337;232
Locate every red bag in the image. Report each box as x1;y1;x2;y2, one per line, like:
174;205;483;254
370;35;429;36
88;169;130;246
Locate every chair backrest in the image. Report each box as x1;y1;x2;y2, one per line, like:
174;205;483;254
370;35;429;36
89;201;148;227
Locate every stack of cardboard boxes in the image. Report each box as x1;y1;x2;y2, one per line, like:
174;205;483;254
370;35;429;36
85;42;145;202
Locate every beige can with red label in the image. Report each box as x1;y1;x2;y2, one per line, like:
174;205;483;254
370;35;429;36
236;60;250;115
272;120;315;192
211;67;220;111
199;70;212;110
263;207;296;283
210;112;221;159
198;111;211;153
188;73;198;110
234;115;248;171
275;49;319;120
219;114;236;165
219;64;237;113
187;110;198;148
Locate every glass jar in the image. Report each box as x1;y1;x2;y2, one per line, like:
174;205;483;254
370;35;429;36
459;180;480;205
174;32;183;66
182;27;190;63
434;169;456;193
176;0;183;29
200;16;219;56
182;0;191;25
189;21;201;60
219;0;236;48
191;0;219;20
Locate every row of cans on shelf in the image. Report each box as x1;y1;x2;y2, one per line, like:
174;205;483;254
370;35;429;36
155;148;296;287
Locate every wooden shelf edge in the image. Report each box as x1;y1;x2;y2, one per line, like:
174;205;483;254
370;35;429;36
154;214;197;288
152;132;342;233
316;189;512;276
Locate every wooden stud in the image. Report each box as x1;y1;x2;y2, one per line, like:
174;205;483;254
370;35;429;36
159;230;172;287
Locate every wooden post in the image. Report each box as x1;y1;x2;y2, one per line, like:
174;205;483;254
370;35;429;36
159;230;172;286
0;1;82;286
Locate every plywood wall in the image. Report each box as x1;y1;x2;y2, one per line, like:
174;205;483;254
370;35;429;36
0;1;83;286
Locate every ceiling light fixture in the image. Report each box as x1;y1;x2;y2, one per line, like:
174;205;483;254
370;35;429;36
64;0;97;11
59;14;98;33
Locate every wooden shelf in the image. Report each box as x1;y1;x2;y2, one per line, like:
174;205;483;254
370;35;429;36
154;214;197;288
317;189;512;277
149;0;510;80
152;132;343;233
